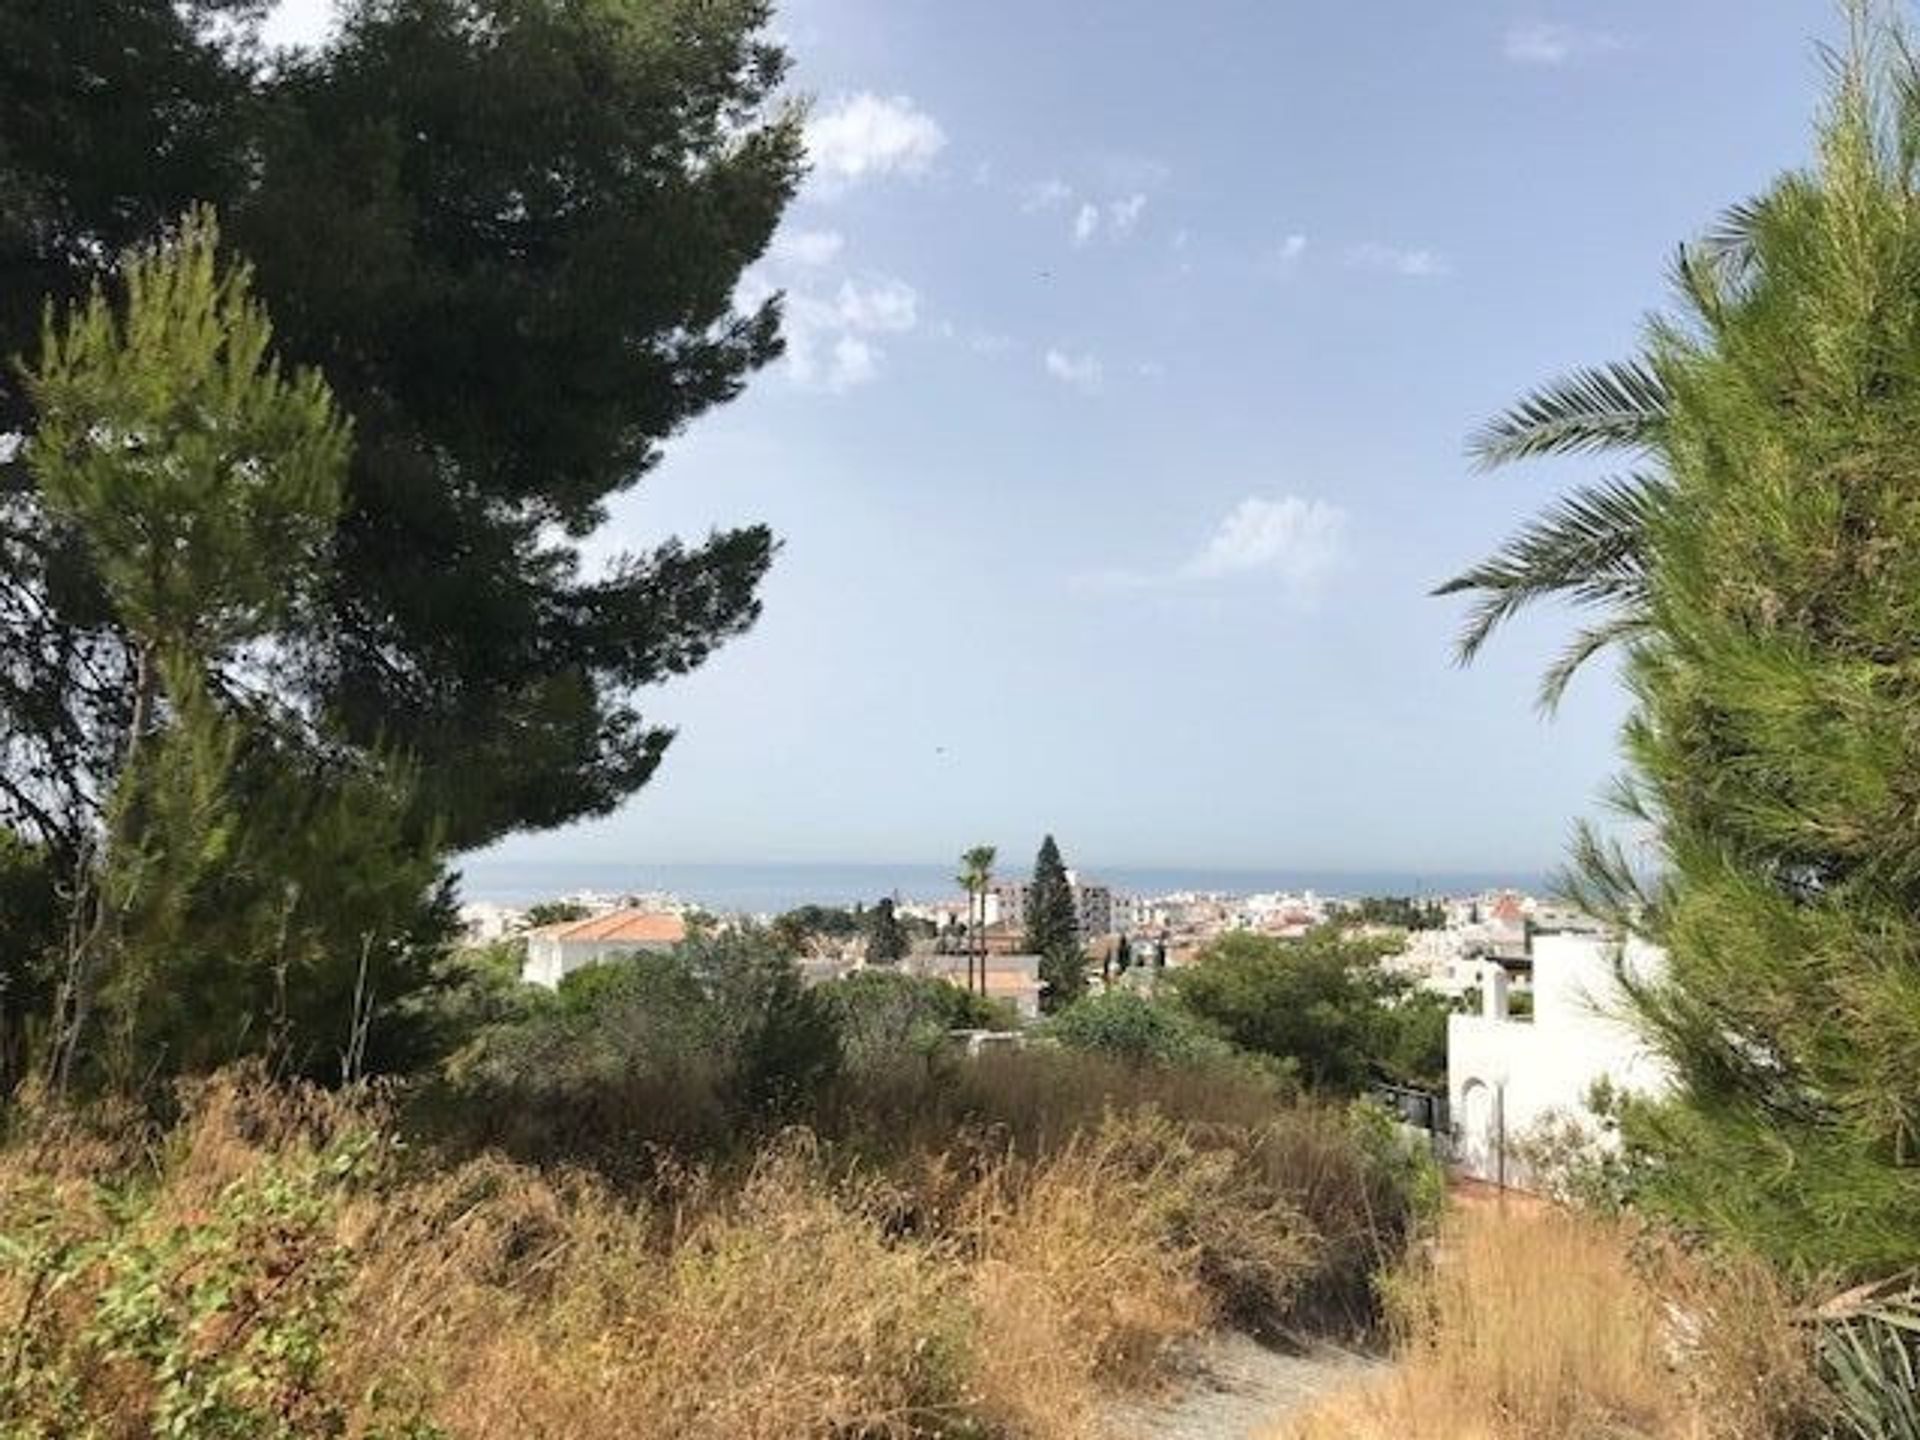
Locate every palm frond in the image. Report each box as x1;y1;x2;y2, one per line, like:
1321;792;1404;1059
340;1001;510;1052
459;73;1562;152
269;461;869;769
1433;472;1667;665
1670;243;1731;336
1537;613;1651;713
1468;360;1669;469
1696;195;1773;284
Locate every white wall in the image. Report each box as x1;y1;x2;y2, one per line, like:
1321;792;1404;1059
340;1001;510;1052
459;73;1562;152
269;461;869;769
521;937;677;989
1448;934;1670;1187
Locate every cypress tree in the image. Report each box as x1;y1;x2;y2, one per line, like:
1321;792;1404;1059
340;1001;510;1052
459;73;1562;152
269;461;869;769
1025;834;1084;1010
865;897;908;966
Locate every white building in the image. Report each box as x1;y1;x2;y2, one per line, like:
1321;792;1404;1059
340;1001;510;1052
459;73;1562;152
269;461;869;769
1385;927;1484;999
1447;932;1670;1188
458;901;526;944
521;907;688;989
1069;872;1113;938
986;872;1115;938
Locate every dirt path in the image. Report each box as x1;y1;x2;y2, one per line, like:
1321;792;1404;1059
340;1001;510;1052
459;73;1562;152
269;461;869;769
1102;1332;1384;1440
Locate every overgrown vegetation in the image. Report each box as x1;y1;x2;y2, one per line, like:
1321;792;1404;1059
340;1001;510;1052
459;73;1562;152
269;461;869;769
0;1063;1435;1439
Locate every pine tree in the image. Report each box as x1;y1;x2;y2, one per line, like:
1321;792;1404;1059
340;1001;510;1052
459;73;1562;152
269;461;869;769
0;0;799;927
1459;10;1920;1278
24;210;439;1091
1025;835;1084;1011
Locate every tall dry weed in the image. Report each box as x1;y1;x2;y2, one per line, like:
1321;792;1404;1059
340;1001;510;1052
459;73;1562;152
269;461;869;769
1;1063;1419;1440
1281;1205;1824;1440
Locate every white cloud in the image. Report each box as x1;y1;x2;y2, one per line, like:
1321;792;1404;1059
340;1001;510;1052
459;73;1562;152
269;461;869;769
1348;242;1451;278
1180;496;1347;586
826;336;878;392
1080;494;1349;596
1107;192;1148;236
805;93;947;187
1503;21;1624;66
830;275;918;332
772;228;845;267
1044;347;1103;391
1171;228;1192;251
771;273;921;393
1070;194;1149;246
1278;233;1308;264
1022;178;1074;212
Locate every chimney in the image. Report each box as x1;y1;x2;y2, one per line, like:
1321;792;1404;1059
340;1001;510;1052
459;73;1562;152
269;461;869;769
1482;961;1510;1021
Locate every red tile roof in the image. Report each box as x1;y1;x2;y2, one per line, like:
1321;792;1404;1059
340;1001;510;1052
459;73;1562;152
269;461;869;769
540;908;687;946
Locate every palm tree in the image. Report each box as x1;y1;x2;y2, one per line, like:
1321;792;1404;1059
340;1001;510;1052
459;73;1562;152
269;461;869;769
1436;227;1784;709
957;844;995;997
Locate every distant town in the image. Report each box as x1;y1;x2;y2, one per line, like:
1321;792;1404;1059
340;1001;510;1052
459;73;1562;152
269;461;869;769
461;870;1597;1007
457;853;1655;1198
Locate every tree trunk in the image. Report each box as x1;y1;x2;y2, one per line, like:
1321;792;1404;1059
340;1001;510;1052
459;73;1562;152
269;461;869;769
966;888;977;997
50;639;156;1097
976;886;987;998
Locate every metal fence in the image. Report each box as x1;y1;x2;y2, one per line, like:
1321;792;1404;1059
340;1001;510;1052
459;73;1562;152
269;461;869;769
1369;1081;1449;1138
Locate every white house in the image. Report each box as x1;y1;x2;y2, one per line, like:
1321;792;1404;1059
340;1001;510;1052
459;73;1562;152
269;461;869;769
521;907;688;989
1447;932;1670;1188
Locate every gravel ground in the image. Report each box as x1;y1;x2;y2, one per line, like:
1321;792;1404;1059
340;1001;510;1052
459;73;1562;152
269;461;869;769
1103;1332;1383;1440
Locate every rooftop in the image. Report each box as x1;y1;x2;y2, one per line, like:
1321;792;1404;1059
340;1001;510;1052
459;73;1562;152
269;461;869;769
534;908;688;946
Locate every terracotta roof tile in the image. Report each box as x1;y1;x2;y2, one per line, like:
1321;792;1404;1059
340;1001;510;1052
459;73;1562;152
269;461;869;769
542;908;687;945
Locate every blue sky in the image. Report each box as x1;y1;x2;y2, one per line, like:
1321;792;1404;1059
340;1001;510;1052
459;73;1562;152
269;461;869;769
271;1;1833;875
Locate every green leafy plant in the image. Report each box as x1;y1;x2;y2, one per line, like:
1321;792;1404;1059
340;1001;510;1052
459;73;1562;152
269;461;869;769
0;1123;440;1440
1820;1283;1920;1440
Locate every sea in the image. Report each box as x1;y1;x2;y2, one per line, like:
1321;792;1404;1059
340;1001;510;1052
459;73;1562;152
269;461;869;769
453;859;1549;916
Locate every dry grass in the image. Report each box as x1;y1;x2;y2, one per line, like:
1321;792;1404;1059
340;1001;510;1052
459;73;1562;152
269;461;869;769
0;1068;1382;1439
1279;1205;1825;1440
344;1140;971;1440
964;1115;1251;1436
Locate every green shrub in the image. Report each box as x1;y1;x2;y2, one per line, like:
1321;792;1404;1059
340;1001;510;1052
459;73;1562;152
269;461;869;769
1172;928;1406;1094
437;929;841;1168
0;1113;437;1439
819;969;1011;1070
1044;989;1237;1069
